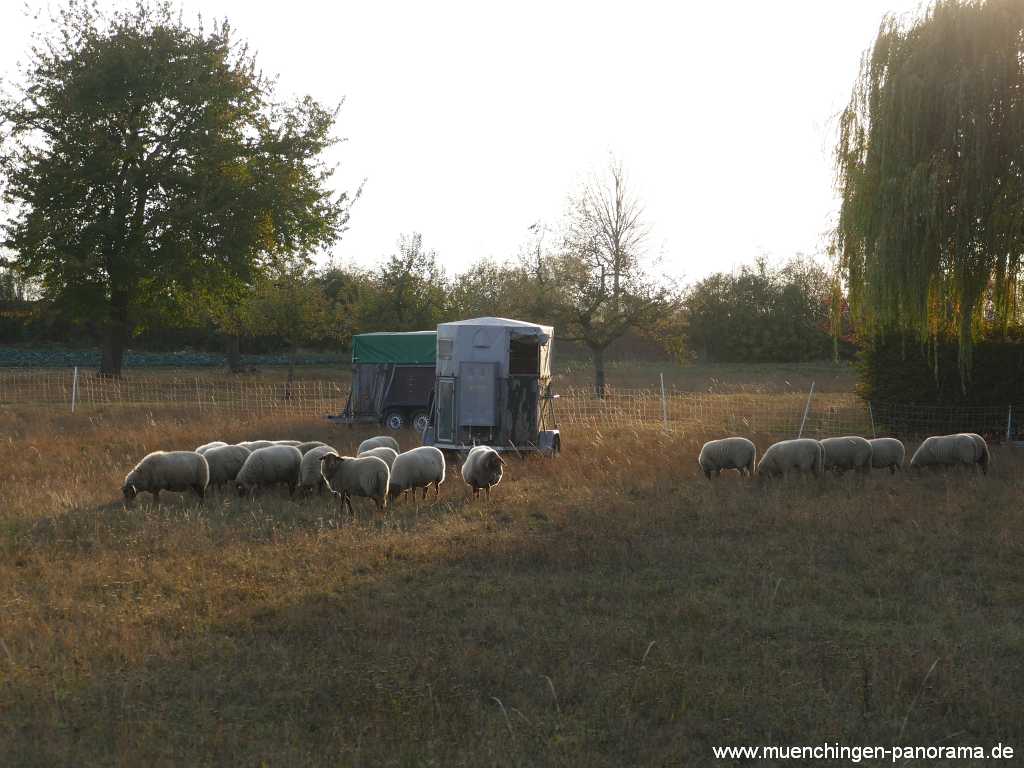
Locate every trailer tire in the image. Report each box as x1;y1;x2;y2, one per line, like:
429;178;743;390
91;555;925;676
384;410;406;431
411;411;430;435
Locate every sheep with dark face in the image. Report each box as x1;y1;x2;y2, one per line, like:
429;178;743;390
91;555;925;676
756;438;824;478
123;451;210;506
461;445;505;498
697;437;756;478
320;454;390;514
235;445;303;497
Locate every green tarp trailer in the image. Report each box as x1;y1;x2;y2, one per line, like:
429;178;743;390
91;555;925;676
330;331;437;432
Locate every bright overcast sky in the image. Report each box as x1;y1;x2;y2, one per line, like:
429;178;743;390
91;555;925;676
0;0;927;284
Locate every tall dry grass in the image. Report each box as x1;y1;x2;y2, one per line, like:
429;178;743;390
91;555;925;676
0;408;1022;765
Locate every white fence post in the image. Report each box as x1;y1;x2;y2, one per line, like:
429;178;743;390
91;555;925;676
1006;404;1013;443
71;366;79;413
868;401;877;439
660;373;668;430
798;381;815;438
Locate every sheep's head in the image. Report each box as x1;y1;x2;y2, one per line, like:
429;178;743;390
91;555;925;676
320;453;346;478
122;483;137;504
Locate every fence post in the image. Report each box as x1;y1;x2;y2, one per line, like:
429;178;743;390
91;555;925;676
71;366;79;413
797;381;815;438
195;377;201;412
660;373;668;431
868;401;877;439
1006;404;1013;443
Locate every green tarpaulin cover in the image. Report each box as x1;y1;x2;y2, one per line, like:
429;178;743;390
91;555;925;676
352;331;436;365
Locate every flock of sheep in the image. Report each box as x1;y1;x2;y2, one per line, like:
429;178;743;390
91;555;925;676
121;435;506;511
698;433;991;478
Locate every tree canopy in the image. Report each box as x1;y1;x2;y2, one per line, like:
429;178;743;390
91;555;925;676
0;0;350;375
834;0;1024;384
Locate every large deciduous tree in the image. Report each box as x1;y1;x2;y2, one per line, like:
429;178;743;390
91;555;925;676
0;1;349;375
834;0;1024;387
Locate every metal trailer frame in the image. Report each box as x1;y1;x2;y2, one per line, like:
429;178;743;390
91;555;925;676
421;317;561;456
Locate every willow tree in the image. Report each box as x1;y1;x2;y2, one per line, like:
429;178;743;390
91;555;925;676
834;0;1024;386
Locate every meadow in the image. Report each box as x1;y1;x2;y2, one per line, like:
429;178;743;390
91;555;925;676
0;365;1021;765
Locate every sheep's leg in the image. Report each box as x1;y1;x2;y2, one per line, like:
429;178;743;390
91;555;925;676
433;481;440;498
345;495;355;516
193;484;205;499
288;482;297;497
152;490;160;504
484;485;490;500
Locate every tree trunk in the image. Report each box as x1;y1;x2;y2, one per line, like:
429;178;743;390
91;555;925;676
99;291;129;377
591;345;606;399
226;334;242;373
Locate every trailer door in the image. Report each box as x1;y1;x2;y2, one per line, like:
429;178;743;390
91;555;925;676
436;378;456;442
459;362;497;426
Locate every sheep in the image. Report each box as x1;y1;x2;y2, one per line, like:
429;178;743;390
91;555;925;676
868;437;906;473
460;445;505;499
957;432;991;474
195;441;228;455
202;444;252;488
357;435;400;454
235;444;303;497
123;451;210;506
320;454;390;514
357;446;399;469
820;436;872;474
298;444;340;495
697;437;756;479
273;440;303;447
911;434;989;474
389;446;446;501
236;440;275;452
756;438;824;478
295;440;330;455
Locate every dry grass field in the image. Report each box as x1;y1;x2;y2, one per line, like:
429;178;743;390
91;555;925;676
1;400;1022;765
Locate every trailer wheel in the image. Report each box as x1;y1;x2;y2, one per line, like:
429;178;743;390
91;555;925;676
411;411;430;434
384;410;406;431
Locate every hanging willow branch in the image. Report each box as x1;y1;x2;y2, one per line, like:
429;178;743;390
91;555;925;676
834;0;1024;388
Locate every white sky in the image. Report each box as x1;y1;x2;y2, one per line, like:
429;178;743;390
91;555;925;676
0;0;927;284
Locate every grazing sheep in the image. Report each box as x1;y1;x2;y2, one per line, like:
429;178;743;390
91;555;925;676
697;437;756;479
868;437;906;473
298;445;340;495
123;451;210;506
320;454;390;514
461;445;505;499
273;440;303;447
756;438;824;478
911;434;988;473
357;435;400;454
357;446;399;469
195;441;228;455
203;444;252;488
295;441;330;455
389;446;446;501
957;432;991;474
235;445;303;497
236;440;275;452
820;436;872;474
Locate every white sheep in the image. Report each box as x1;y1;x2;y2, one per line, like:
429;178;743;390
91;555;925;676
911;434;989;473
697;437;756;478
357;446;399;469
868;437;905;473
756;438;824;478
389;446;446;501
195;441;228;455
320;454;390;514
460;445;505;499
273;440;303;447
235;444;303;497
357;435;400;454
236;440;275;451
295;440;330;455
820;436;872;474
123;451;210;506
957;432;991;474
203;444;252;488
298;444;340;495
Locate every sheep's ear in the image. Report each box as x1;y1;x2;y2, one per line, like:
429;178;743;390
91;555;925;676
494;453;505;466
